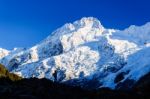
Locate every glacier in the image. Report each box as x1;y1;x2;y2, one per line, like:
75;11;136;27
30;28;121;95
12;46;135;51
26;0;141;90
0;17;150;89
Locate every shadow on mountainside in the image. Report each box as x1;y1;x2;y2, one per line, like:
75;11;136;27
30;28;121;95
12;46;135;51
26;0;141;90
0;76;150;99
0;61;150;99
0;77;142;99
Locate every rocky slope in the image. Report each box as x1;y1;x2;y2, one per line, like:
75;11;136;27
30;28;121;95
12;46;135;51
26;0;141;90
0;17;150;89
0;64;21;81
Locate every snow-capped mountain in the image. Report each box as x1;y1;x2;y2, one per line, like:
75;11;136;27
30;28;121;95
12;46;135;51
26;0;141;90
0;48;10;59
0;17;150;89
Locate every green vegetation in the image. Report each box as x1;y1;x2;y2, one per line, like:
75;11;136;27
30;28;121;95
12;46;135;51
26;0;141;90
0;64;22;81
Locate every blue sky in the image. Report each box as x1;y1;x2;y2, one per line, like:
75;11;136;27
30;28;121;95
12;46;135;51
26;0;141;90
0;0;150;49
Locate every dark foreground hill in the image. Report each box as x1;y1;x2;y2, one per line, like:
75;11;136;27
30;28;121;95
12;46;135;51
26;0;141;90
0;64;150;99
0;77;150;99
0;78;139;99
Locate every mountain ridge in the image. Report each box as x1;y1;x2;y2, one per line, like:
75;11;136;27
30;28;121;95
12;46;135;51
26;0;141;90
0;17;150;89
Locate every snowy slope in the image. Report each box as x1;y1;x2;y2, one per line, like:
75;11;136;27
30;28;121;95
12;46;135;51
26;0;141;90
0;48;10;59
0;17;150;89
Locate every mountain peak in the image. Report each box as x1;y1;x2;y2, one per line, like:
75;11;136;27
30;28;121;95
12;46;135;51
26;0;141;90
73;17;103;29
45;17;104;44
